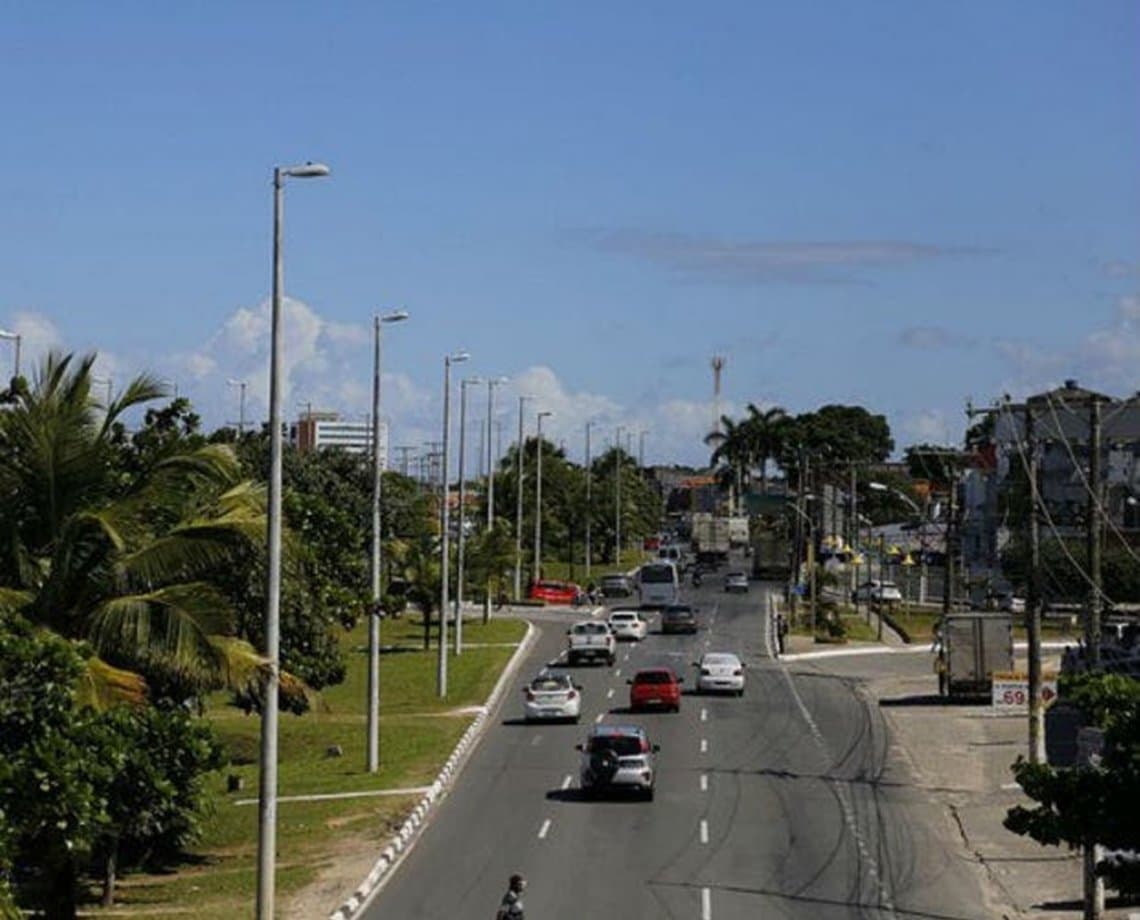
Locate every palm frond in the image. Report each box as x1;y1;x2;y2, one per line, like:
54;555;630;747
75;654;149;709
0;586;34;615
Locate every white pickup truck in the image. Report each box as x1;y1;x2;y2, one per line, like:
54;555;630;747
566;620;616;667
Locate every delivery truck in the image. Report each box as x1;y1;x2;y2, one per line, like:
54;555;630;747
936;612;1014;697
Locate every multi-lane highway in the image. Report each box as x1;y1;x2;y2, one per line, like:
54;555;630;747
362;569;987;919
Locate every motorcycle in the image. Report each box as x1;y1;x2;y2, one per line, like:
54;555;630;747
691;571;703;587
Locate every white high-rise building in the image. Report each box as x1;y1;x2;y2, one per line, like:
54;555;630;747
290;411;389;468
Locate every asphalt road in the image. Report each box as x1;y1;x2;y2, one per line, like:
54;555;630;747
361;569;987;919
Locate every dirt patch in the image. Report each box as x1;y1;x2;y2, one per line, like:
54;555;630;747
282;831;386;919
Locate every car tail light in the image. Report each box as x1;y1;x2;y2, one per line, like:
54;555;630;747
567;690;577;700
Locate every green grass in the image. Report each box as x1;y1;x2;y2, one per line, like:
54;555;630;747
95;616;526;918
533;549;649;584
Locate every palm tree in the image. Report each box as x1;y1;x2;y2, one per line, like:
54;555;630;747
704;415;750;513
0;351;270;704
743;404;789;494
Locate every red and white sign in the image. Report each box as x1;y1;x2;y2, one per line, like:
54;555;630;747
992;671;1058;712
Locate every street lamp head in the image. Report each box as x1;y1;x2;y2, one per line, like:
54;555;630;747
490;375;510;385
282;162;331;178
226;377;246;386
447;351;470;364
380;309;410;323
0;329;17;340
463;376;484;386
868;481;888;492
539;410;554;419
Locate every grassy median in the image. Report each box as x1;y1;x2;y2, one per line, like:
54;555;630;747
101;615;526;919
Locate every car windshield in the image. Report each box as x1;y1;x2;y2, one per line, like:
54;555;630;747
573;623;607;635
634;671;672;684
610;613;635;622
531;676;570;691
588;735;644;756
703;655;738;667
664;607;693;618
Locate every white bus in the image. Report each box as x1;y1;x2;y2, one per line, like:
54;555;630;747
638;561;680;608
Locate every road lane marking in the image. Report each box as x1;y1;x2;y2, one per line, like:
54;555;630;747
704;639;710;648
538;819;551;839
606;688;614;700
701;886;711;920
624;652;630;661
615;668;621;677
1001;782;1021;791
700;708;708;722
700;819;708;844
561;774;572;790
595;712;605;724
700;738;708;753
700;773;708;792
531;735;542;746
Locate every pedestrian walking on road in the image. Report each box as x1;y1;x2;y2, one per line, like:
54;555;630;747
775;612;787;656
496;874;526;919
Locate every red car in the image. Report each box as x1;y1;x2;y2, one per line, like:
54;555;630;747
627;668;684;713
528;580;583;605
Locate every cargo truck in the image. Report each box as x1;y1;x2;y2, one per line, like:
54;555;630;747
750;517;792;581
691;512;730;567
936;612;1014;697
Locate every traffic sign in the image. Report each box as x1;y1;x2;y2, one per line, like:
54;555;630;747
992;671;1058;712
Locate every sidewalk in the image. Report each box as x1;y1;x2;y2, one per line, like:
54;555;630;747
868;657;1136;918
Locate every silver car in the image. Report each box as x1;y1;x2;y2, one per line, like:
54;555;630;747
724;571;749;593
522;672;582;722
607;609;648;641
694;652;746;695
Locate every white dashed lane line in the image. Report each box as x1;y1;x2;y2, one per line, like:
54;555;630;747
700;738;708;753
594;712;605;724
701;886;711;920
700;773;708;792
615;668;621;677
700;708;707;722
530;735;542;746
700;819;709;844
538;818;551;839
561;774;572;790
606;688;614;700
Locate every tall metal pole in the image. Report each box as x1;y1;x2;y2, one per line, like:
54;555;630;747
482;378;507;622
1087;397;1103;668
615;425;624;567
639;429;647;468
585;421;593;579
367;311;407;773
438;352;468;698
534;411;552;583
514;396;528;598
456;377;481;654
257;160;329;920
1025;405;1045;765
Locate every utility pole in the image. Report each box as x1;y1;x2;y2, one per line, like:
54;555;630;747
1087;397;1103;668
849;463;859;606
1023;404;1045;765
1084;396;1105;920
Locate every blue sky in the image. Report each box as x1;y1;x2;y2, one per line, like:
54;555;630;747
3;2;1138;466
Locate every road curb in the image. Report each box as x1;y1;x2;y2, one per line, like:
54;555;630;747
327;620;539;920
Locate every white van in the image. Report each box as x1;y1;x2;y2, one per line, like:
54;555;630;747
639;562;680;608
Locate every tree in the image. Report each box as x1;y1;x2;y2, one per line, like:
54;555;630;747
743;403;789;494
0;613;222;916
0;352;269;706
1005;672;1140;898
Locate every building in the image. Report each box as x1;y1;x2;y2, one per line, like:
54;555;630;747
290;411;389;466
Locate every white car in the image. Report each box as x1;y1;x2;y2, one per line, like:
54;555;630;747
522;672;582;722
853;579;903;604
694;652;746;696
608;609;648;641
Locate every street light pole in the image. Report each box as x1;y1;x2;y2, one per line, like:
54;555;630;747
615;425;624;567
256;160;329;920
483;377;508;623
585;421;593;579
455;376;482;654
438;351;469;698
227;378;248;437
534;411;553;583
0;329;21;380
514;395;530;598
366;310;408;774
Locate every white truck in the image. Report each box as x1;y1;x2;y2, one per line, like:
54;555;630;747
691;513;731;567
566;620;616;667
727;515;750;548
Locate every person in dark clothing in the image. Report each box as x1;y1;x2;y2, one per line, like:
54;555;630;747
775;612;788;655
496;874;526;919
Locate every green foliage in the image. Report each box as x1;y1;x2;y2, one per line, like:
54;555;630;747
0;613;224;914
1004;672;1140;897
1001;536;1140;604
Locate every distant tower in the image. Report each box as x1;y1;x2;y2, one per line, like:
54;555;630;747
710;355;726;434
